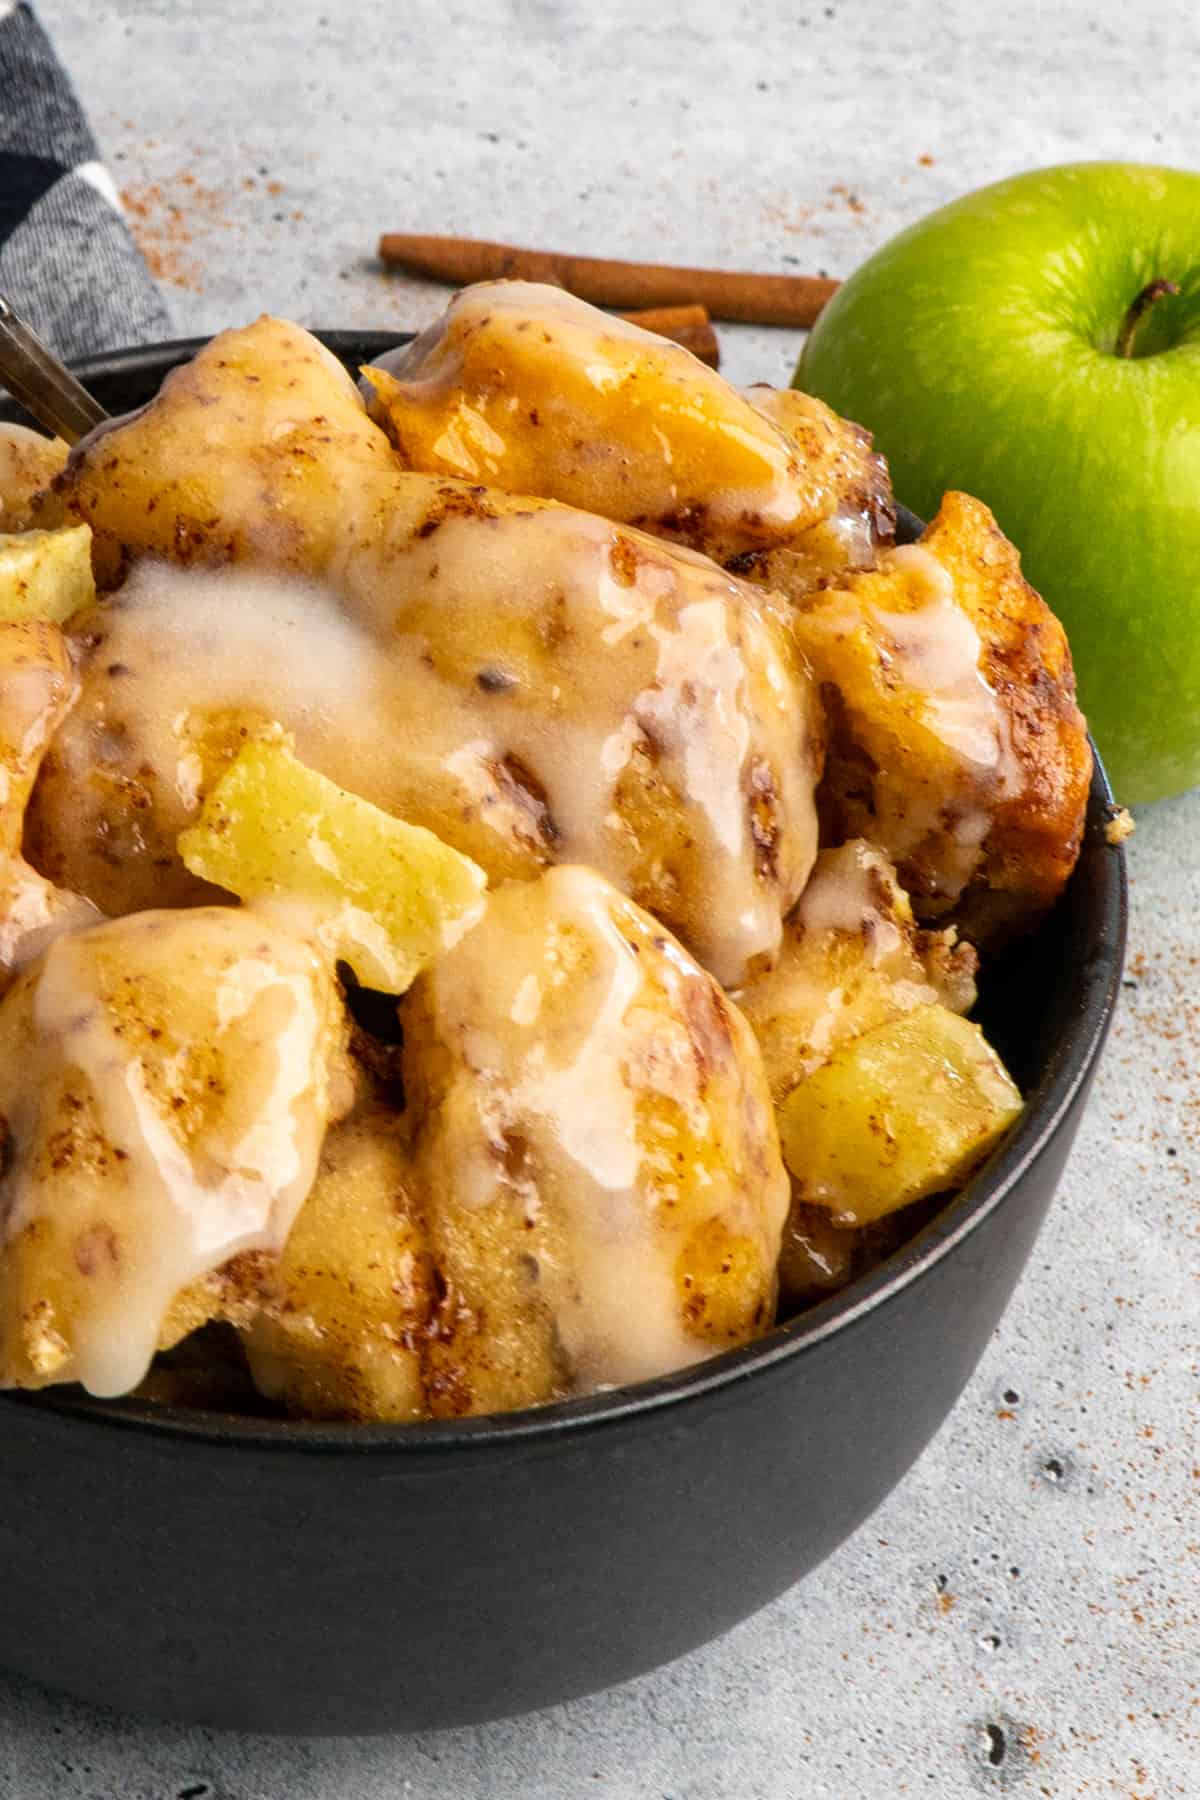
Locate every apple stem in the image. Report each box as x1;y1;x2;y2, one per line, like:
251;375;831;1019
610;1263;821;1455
1116;279;1181;357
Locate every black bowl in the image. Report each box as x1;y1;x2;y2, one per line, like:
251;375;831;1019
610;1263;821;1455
0;337;1126;1733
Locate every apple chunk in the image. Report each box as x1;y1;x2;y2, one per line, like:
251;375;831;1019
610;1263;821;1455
778;1005;1022;1226
0;525;94;624
178;736;487;992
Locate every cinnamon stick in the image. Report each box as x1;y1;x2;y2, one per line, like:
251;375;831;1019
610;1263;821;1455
618;304;719;366
377;234;838;328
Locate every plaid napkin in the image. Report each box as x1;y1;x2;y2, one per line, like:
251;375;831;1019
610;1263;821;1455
0;1;169;364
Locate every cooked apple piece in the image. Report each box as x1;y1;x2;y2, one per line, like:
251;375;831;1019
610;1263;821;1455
735;840;983;1301
178;735;487;994
0;525;94;625
788;491;1091;945
777;1005;1023;1227
401;865;788;1418
242;1108;434;1423
0;423;68;531
0;906;351;1396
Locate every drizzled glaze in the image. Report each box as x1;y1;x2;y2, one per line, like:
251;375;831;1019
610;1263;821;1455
0;864;97;980
741;383;895;567
795;838;910;949
34;527;819;984
870;544;1021;885
0;621;96;981
45;312;824;978
0;908;345;1395
404;867;787;1399
792;540;1022;910
877;545;1019;777
735;841;944;1098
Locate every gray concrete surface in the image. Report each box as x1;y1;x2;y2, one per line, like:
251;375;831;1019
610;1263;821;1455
2;1;1198;1793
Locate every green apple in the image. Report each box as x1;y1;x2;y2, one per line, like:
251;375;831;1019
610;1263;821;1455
797;161;1200;803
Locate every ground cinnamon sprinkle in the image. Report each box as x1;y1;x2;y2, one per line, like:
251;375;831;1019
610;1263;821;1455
119;171;244;291
1117;940;1200;1161
829;182;867;215
760;181;873;241
121;180;210;290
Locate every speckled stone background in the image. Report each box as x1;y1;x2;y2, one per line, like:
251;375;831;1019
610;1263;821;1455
2;2;1198;1794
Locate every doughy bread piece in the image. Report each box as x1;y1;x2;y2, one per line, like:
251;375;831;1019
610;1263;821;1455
400;866;788;1419
729;385;895;589
212;865;788;1425
362;281;894;569
734;839;977;1103
61;317;398;589
45;317;824;984
0;622;77;857
242;1107;433;1423
0;423;67;532
31;540;818;986
0;907;351;1395
0;621;95;981
789;493;1091;945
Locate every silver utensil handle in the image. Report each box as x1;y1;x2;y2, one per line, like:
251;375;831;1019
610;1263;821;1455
0;293;109;444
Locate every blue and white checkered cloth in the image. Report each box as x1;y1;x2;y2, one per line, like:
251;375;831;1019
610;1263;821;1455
0;1;168;363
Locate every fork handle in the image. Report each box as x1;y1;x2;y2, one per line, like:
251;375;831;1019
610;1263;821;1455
0;293;109;444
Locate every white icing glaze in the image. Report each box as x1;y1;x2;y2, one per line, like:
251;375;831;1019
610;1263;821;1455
795;839;906;965
0;908;340;1396
0;864;98;978
636;599;753;858
735;841;940;1093
107;559;394;780
413;867;786;1391
517;869;647;1197
46;520;819;984
793;545;1022;902
876;545;1016;775
0;664;69;841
